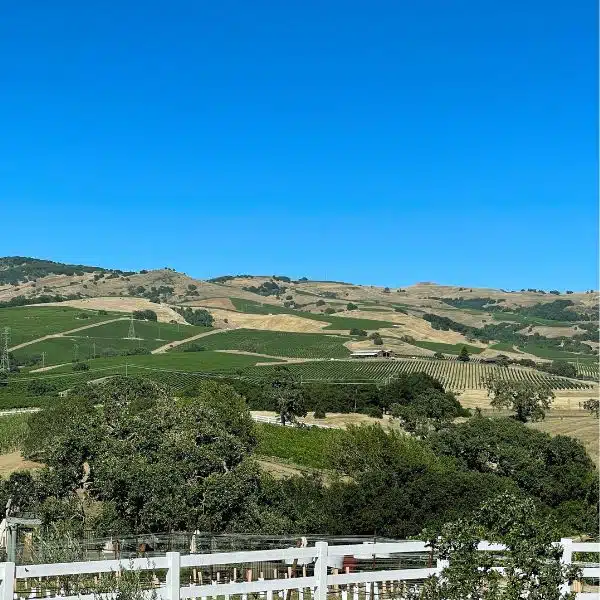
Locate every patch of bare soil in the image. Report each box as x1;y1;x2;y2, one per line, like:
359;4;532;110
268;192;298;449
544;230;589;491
524;325;580;338
0;452;43;477
37;297;187;324
207;309;328;333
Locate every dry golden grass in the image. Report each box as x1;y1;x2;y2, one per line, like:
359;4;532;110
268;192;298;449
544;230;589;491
38;297;187;323
458;388;598;411
530;414;599;466
208;308;328;333
0;452;43;477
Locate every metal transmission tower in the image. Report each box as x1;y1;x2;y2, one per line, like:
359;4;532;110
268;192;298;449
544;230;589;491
0;328;10;373
128;314;136;339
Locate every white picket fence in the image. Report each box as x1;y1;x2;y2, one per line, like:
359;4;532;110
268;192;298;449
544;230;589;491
0;539;598;600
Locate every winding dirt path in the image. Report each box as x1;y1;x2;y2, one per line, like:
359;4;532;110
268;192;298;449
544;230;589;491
8;318;128;352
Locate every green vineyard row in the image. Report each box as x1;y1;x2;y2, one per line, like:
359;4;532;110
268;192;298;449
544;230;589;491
248;359;594;390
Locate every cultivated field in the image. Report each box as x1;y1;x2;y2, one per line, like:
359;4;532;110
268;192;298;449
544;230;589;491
13;320;211;366
1;306;116;347
176;329;352;359
247;359;594;390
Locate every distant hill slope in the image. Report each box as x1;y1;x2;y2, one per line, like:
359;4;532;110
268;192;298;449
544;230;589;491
0;258;597;364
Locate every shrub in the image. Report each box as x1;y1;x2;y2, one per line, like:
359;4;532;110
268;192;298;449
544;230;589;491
346;303;358;311
350;328;367;337
183;343;206;353
367;405;384;418
72;361;89;372
313;407;326;419
316;300;325;306
132;309;157;321
324;307;336;314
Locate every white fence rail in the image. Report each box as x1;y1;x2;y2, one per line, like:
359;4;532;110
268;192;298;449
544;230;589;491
0;539;598;600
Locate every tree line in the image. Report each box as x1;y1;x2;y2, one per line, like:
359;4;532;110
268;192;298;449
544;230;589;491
1;370;595;543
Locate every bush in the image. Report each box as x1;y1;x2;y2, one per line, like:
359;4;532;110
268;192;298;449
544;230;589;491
183;343;206;352
132;309;157;321
367;405;384;418
71;362;89;372
433;352;444;359
174;307;214;327
316;300;325;306
124;347;151;356
350;328;367;337
313;407;327;419
346;303;358;311
324;307;336;314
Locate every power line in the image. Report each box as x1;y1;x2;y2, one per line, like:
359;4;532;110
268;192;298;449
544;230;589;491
0;328;10;373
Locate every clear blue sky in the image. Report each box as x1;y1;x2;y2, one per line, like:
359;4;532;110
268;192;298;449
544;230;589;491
1;1;597;290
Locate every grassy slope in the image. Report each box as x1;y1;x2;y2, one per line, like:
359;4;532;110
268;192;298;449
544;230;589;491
0;306;118;346
176;329;352;358
229;298;396;331
46;350;283;373
0;414;29;453
409;340;484;355
255;423;341;469
13;320;211;366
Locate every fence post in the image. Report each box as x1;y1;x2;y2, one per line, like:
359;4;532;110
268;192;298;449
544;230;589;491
0;562;15;600
559;538;573;595
166;551;181;600
314;542;329;600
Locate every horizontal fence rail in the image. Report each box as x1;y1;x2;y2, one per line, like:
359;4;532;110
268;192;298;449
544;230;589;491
0;539;598;600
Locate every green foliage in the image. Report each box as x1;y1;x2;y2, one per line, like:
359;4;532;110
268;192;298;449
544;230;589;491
0;256;105;285
268;366;306;424
411;340;484;355
391;388;468;434
179;329;351;359
0;306;114;346
182;343;205;352
346;302;358;310
243;280;286;297
174;307;214;326
132;309;157;321
23;378;259;533
583;398;599;418
255;423;340;469
412;493;580;599
247;359;592;391
316;300;325;306
486;378;554;422
457;346;470;362
543;360;578;378
0;414;29;453
429;417;598;529
71;361;89;371
324;307;336;314
229;298;396;331
349;328;367;336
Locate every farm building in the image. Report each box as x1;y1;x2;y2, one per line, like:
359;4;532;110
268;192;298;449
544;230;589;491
350;349;393;359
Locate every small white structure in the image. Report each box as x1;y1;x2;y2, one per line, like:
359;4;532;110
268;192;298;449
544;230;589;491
350;349;393;359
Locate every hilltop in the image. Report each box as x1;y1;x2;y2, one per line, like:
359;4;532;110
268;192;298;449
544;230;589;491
0;257;597;382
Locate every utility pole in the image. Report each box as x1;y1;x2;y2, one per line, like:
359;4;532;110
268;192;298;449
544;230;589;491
0;327;10;373
41;352;46;369
73;343;79;362
128;314;136;339
92;342;96;359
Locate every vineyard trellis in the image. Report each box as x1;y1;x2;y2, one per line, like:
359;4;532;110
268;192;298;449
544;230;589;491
2;359;593;403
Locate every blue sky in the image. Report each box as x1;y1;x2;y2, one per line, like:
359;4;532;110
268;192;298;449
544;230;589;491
0;1;597;290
